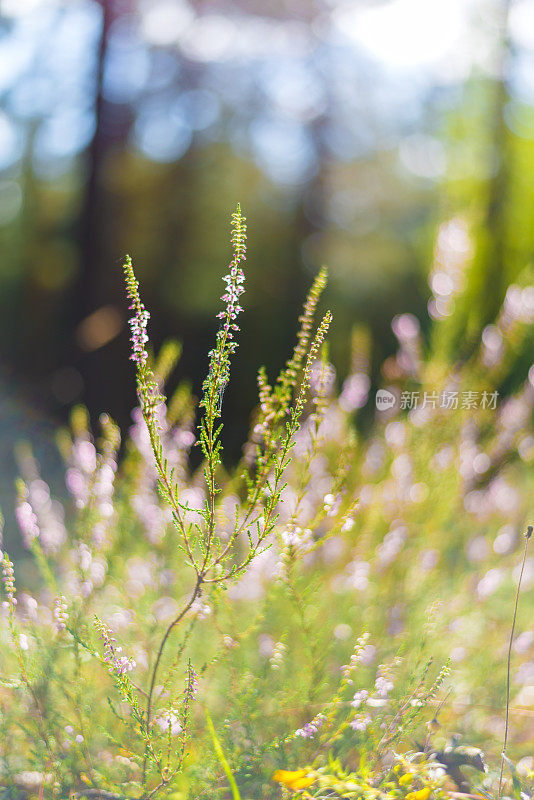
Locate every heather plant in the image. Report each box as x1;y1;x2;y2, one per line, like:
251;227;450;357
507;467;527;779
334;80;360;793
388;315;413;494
0;207;533;800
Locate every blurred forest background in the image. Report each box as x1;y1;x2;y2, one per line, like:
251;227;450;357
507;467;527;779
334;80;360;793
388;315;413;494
0;0;533;535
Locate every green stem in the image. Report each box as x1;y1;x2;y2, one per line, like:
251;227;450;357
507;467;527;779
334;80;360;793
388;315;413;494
498;525;532;798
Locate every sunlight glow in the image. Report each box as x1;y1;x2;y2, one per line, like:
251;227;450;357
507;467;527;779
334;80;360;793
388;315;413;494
1;0;51;16
333;0;470;74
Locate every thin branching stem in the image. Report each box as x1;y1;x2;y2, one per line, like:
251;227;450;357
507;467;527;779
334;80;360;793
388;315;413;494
498;524;532;798
142;579;202;787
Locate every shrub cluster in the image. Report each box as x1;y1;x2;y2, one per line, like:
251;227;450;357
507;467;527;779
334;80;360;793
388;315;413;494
1;207;533;800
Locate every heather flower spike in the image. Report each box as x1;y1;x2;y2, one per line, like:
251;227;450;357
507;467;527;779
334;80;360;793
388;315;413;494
123;254;163;424
202;203;247;419
295;712;326;739
94;617;136;676
184;662;199;702
53;595;68;631
279;266;328;407
123;255;150;367
1;552;16;612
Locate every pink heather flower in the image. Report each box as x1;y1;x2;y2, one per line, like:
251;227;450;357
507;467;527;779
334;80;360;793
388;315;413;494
481;324;504;367
66;438;97;509
340;372;370;412
184;665;199;700
350;713;371;732
392;313;419;342
216;264;245;334
115;654;137;674
351;689;369;708
123;255;152;368
17;477;67;555
95;619;136;676
15;500;39;548
128;303;150;365
295;713;326;739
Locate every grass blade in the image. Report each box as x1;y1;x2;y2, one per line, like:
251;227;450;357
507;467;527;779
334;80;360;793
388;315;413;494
205;709;242;800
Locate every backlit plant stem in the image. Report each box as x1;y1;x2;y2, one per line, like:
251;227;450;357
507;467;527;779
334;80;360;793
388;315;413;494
498;524;532;798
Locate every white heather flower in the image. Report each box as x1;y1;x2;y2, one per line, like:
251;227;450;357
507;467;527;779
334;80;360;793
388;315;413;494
477;568;504;599
53;596;69;632
350;713;371;732
191;599;212;620
366;696;388;707
12;772;50;790
310;359;336;397
270;641;286;670
323;493;335;510
341;632;371;681
1;553;17;610
351;689;369;708
514;631;534;654
375;675;393;697
155;710;182;736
